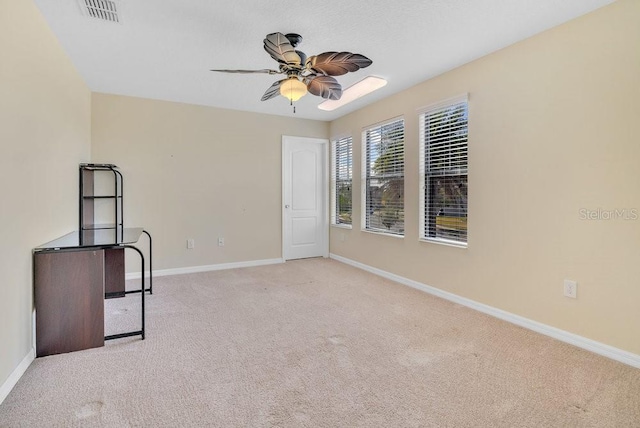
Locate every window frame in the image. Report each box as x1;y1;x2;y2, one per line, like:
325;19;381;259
361;117;405;237
331;135;354;228
418;95;469;248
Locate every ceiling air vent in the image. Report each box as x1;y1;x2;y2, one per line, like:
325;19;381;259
77;0;120;23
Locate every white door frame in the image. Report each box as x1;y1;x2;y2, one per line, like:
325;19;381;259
282;135;329;260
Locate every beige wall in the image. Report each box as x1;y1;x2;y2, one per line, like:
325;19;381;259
91;94;328;270
329;0;640;354
0;0;91;386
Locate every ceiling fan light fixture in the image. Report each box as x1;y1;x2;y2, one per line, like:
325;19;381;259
318;76;387;111
280;77;307;102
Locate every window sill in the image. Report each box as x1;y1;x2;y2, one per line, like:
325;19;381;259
331;223;353;230
362;229;404;239
419;237;467;249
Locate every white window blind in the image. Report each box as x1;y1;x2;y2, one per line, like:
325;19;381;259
363;118;405;235
419;98;468;245
331;136;353;226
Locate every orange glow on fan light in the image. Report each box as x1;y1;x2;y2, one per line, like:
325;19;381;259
318;76;387;111
280;77;307;102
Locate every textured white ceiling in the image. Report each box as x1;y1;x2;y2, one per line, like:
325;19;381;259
33;0;614;121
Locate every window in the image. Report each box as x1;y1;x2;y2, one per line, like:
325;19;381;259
362;118;405;235
419;97;468;245
331;136;353;226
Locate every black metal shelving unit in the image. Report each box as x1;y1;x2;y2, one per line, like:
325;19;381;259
78;163;153;298
79;163;123;233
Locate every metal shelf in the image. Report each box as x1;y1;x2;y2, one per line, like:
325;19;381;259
79;164;123;233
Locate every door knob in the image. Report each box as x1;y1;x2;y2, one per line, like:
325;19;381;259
285;205;290;208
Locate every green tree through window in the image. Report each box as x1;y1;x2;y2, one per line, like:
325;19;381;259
332;136;352;225
420;99;468;244
364;119;405;234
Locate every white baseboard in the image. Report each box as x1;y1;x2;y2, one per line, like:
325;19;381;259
330;253;640;369
0;348;35;405
125;258;285;280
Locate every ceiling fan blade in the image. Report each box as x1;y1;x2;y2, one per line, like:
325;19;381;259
307;52;372;76
210;69;281;75
261;79;286;101
263;32;301;66
307;76;342;100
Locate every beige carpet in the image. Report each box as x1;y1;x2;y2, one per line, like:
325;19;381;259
1;258;639;427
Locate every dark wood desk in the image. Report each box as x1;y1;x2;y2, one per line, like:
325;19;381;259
33;228;151;357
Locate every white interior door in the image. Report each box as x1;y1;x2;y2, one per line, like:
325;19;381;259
282;136;328;260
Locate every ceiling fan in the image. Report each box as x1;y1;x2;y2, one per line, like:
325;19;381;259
211;32;372;108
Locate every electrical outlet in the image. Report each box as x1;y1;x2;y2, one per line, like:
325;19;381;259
218;237;224;247
187;239;194;249
563;279;577;298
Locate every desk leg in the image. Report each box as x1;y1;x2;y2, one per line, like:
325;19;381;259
122;231;152;296
142;230;153;294
105;245;145;341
